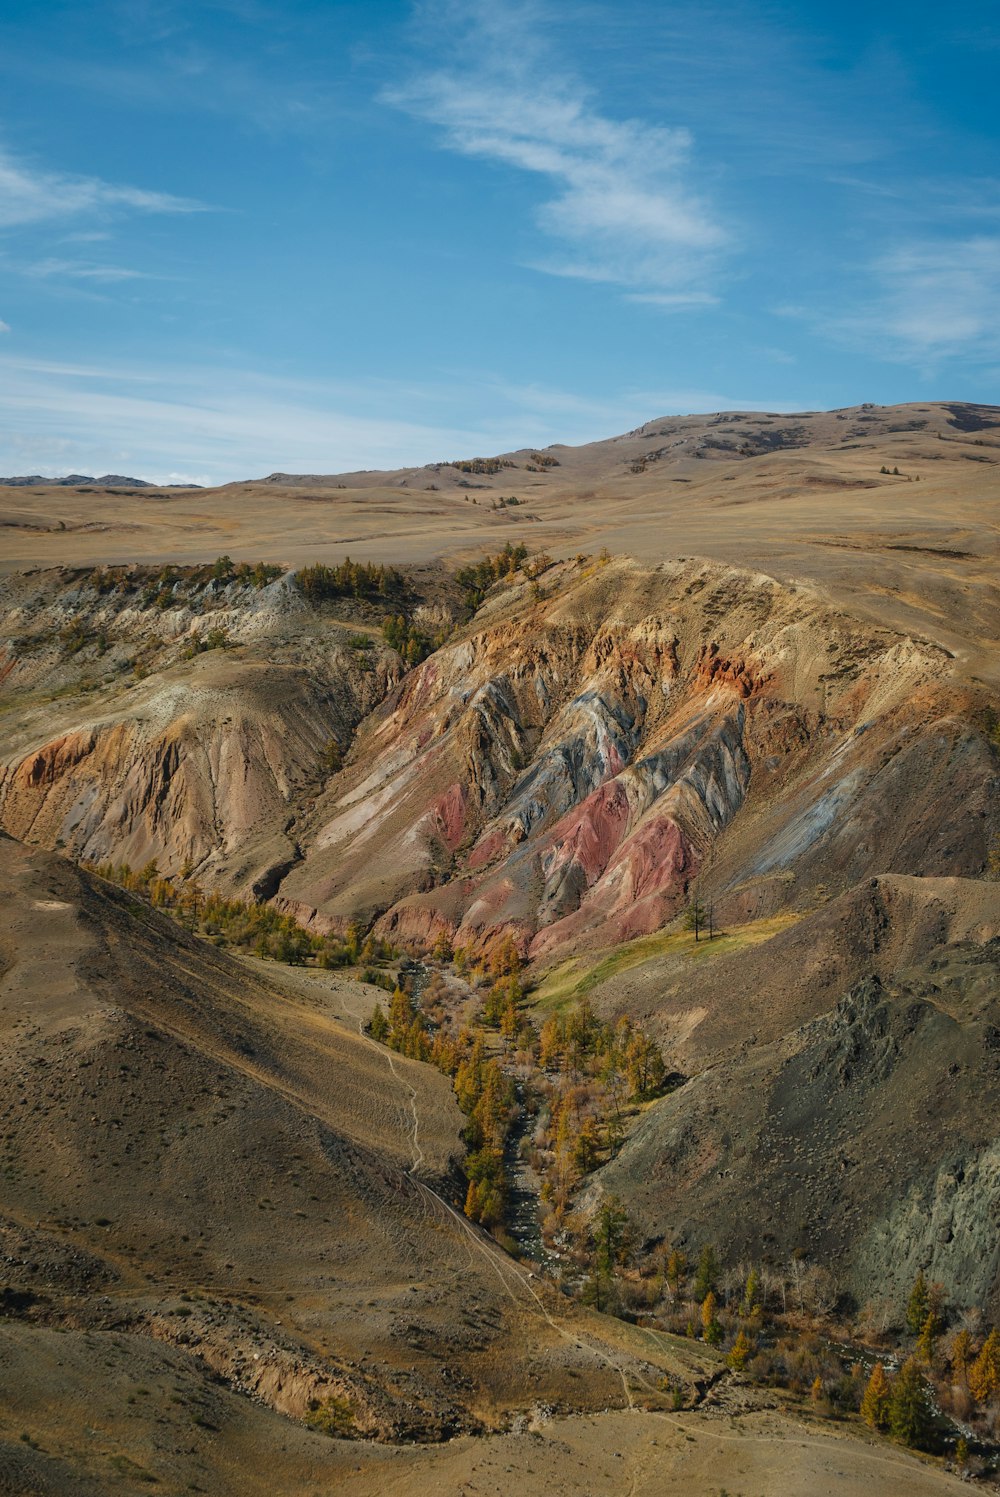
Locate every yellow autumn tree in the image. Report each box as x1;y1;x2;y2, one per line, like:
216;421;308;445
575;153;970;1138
969;1328;1000;1405
916;1309;940;1366
701;1291;722;1345
727;1328;754;1372
860;1362;892;1430
949;1327;972;1385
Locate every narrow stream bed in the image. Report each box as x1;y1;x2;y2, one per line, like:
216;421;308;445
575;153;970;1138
503;1082;544;1262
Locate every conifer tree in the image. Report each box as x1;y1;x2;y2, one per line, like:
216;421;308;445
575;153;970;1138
431;929;454;962
406;1016;430;1062
906;1269;930;1335
625;1032;667;1099
969;1328;1000;1405
368;1002;388;1043
388;985;415;1050
701;1291;722;1345
917;1309;940;1366
683;893;708;942
949;1327;972;1385
666;1248;687;1301
741;1267;761;1318
594;1198;631;1280
572;1116;601;1175
860;1362;892;1430
694;1243;719;1301
888;1357;933;1449
500;997;520;1046
727;1328;754;1371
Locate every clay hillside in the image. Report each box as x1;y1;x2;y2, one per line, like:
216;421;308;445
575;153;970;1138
0;400;998;1494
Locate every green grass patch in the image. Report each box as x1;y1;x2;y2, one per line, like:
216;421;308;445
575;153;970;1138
532;912;801;1011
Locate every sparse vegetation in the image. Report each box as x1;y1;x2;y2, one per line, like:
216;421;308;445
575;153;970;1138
182;626;229;657
367;946;671;1249
86;860;397;970
304;1394;356;1437
447;456;515;475
455;543;529;612
295;558;404;603
382;611;448;667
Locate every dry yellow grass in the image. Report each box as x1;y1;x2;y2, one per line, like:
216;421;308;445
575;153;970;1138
3;402;997;684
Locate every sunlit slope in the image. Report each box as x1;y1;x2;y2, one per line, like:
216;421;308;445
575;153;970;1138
1;400;997;682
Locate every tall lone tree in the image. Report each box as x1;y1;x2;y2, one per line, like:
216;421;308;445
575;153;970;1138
683;892;708;943
888;1357;933;1449
860;1362;892;1431
905;1270;930;1335
969;1328;1000;1404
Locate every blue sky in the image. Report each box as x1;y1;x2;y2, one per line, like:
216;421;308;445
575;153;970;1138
0;0;997;483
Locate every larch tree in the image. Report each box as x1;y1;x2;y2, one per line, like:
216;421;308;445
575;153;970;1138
860;1362;892;1431
727;1327;754;1371
917;1309;941;1366
741;1267;761;1318
888;1357;933;1449
666;1248;687;1302
905;1270;930;1335
683;892;708;942
949;1326;972;1385
701;1291;722;1345
969;1328;1000;1405
694;1243;719;1302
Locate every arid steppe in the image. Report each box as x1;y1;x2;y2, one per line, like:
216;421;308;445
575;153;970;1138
0;401;998;1494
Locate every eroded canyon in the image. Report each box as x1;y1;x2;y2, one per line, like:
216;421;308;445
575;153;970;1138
1;401;998;1494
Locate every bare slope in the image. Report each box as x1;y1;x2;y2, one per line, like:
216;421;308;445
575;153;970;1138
0;566;402;893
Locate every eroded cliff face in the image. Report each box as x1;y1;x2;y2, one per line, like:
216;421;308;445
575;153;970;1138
1;556;992;956
0;568;401;893
276;556;991;960
1;549;998;1330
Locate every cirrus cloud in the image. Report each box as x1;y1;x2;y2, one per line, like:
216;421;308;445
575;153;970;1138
384;5;727;301
0;143;206;229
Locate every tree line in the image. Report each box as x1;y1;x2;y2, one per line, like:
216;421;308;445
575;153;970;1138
295;558;406;603
87;860;397;971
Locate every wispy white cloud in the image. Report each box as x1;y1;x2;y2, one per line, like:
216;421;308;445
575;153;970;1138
0;353;792;484
781;235;1000;366
59;230;114;244
22;257;163;283
0;355;534;483
0;318;9;333
868;237;1000;360
0;144;205;229
385;4;727;298
626;290;720;310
